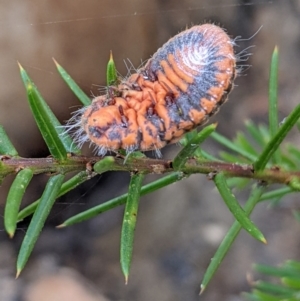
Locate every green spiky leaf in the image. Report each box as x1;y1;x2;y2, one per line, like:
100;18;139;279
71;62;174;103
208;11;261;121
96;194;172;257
53;58;92;107
16;174;64;277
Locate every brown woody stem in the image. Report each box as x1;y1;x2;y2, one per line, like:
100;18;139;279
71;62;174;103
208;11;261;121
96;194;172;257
0;155;299;187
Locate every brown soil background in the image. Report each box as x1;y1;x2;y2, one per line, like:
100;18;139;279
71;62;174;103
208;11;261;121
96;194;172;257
1;1;300;301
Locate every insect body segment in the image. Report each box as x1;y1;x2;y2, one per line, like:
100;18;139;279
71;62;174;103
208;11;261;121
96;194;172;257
77;24;236;156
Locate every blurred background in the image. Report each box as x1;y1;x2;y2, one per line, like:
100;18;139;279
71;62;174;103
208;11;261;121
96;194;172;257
1;1;300;300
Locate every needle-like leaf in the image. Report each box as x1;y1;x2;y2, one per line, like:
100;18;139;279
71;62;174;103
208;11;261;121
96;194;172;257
213;172;266;243
4;168;33;237
58;172;186;227
211;132;257;162
106;51;118;86
17;171;89;221
200;184;265;293
254;104;300;171
16;174;64;277
173;123;217;169
0;126;18;156
120;173;145;284
53;58;92;107
268;46;280;164
19;64;78;158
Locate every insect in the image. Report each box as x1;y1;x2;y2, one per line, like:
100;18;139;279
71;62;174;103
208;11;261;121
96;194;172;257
68;23;236;156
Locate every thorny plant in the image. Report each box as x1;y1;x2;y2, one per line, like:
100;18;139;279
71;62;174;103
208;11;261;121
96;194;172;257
1;47;300;296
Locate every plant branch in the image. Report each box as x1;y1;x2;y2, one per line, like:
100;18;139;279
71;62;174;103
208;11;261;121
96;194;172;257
1;155;300;188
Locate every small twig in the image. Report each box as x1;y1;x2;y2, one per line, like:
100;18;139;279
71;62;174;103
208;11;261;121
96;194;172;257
1;155;300;188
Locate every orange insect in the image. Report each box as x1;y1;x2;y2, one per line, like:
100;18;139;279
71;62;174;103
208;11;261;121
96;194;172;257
68;24;236;156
